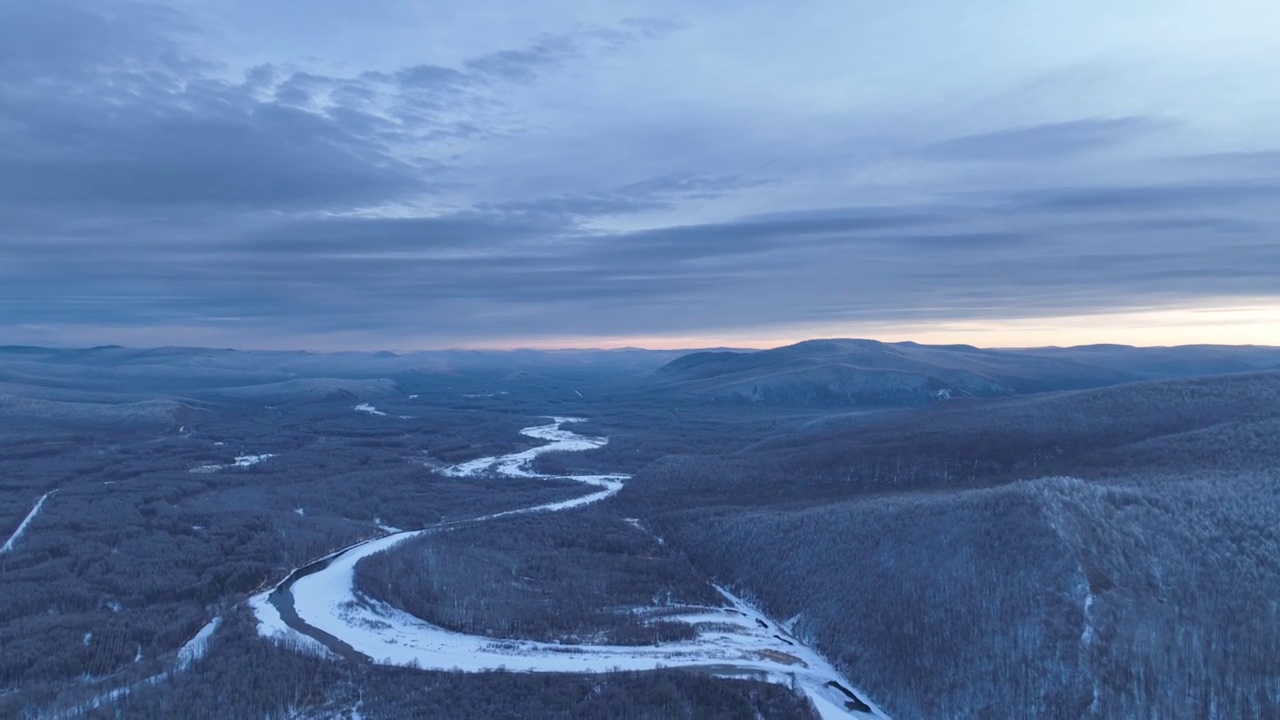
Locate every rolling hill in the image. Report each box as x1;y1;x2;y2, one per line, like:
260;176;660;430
618;369;1280;719
651;338;1280;407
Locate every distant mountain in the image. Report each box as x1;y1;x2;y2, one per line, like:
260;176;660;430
7;340;1279;410
652;338;1280;407
207;377;403;403
624;368;1280;512
0;345;688;401
0;395;201;431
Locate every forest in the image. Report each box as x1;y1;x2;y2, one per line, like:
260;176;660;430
616;370;1280;719
4;344;1279;718
0;395;594;713
355;509;720;645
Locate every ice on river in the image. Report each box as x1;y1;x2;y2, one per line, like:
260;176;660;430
255;417;888;718
440;417;608;478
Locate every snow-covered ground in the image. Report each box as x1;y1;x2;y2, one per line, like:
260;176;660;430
234;454;275;467
2;490;54;554
190;454;275;473
355;403;411;419
176;618;221;671
255;418;888;719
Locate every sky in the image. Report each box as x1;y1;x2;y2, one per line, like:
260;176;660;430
2;0;1278;351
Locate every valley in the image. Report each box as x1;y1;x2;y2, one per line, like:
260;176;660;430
8;3;1275;716
2;340;1277;718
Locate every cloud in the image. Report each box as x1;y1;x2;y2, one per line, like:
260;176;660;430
0;1;678;214
0;3;421;211
236;213;569;255
0;108;424;209
391;64;468;89
9;183;1275;342
1177;150;1280;170
590;210;956;264
462;21;681;83
916;118;1166;162
1;0;1278;348
0;0;198;80
479;174;772;220
1007;181;1280;212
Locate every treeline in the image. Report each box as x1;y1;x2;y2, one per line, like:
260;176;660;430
354;509;722;645
11;609;819;719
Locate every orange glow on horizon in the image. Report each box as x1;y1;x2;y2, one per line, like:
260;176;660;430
453;299;1280;352
5;298;1278;352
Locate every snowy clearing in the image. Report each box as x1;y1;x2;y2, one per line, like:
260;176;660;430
2;490;54;554
189;454;275;473
234;454;275;467
355;403;411;419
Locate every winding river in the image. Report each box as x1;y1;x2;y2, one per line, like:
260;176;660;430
250;417;889;719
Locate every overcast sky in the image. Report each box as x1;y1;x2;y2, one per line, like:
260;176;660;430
2;0;1278;350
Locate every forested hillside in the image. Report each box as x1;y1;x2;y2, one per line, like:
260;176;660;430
623;370;1280;511
617;371;1280;719
652;338;1280;408
355;509;720;645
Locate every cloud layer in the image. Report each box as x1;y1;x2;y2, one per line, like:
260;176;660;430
2;0;1278;348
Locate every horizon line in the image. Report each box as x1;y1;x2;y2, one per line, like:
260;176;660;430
5;336;1277;356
